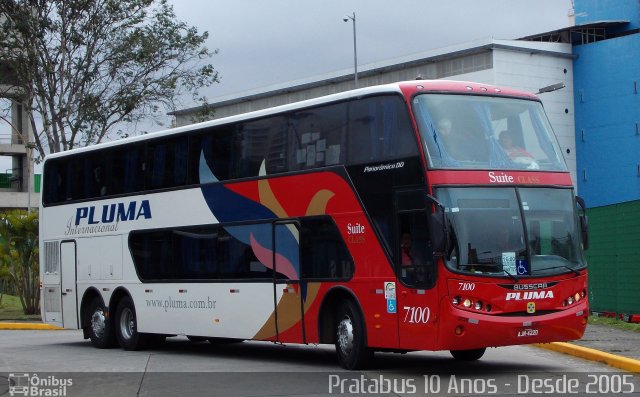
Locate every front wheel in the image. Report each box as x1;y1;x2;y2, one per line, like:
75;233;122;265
450;347;486;361
335;300;372;370
86;297;116;348
115;296;149;350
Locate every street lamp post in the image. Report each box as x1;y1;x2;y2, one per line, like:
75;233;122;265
343;12;358;88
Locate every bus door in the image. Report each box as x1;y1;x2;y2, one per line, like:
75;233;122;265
60;241;78;329
395;189;438;350
273;221;305;343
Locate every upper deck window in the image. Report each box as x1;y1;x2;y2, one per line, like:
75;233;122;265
42;94;420;206
412;94;566;171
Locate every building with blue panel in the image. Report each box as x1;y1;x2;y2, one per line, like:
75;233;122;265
572;0;640;316
573;0;640;208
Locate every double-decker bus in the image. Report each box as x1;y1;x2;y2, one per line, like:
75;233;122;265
39;80;589;369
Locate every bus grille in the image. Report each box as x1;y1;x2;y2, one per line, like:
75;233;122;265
44;241;60;274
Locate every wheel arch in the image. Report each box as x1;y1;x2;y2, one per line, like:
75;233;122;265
317;286;365;345
108;287;132;322
80;287;103;333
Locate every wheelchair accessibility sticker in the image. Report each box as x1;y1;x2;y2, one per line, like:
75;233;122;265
384;281;397;313
387;299;397;314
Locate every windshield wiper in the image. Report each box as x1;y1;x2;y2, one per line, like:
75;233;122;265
502;268;519;283
537;265;581;276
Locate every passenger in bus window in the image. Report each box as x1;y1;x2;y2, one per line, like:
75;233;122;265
498;130;539;169
438;118;483;162
93;166;107;196
400;232;421;283
401;232;414;266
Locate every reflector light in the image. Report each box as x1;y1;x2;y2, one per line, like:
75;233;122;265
455;325;464;335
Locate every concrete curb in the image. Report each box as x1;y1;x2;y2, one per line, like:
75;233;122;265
0;322;63;330
534;342;640;374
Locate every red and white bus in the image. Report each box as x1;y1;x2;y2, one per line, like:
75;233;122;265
39;80;588;369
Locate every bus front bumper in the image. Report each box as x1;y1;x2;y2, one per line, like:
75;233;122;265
436;300;589;351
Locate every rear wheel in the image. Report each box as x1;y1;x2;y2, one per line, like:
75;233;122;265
450;347;486;361
335;300;372;370
87;297;116;348
115;296;149;350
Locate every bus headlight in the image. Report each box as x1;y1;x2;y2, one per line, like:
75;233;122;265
463;298;472;308
474;301;483;310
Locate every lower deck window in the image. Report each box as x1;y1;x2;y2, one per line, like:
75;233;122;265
129;217;353;281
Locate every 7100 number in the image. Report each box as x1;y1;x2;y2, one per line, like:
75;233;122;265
403;306;431;324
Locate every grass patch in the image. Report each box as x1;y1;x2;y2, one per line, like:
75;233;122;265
0;294;41;321
589;315;640;333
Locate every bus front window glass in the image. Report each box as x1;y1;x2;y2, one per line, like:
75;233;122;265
436;187;585;277
519;188;586;274
413;94;566;171
437;187;526;276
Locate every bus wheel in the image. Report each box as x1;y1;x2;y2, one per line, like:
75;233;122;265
87;298;116;348
115;296;147;350
335;300;371;370
450;347;486;361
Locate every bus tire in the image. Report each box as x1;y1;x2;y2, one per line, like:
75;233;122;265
450;347;486;361
335;300;372;370
115;296;148;350
87;297;116;349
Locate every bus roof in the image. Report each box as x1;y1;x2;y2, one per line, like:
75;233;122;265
44;80;539;161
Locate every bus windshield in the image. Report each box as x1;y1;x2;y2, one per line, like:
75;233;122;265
412;94;566;171
436;187;586;277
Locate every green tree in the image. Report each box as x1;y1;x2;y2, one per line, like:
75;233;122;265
0;210;39;314
0;0;218;160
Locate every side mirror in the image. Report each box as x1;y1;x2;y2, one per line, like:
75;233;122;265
426;194;449;256
576;196;589;251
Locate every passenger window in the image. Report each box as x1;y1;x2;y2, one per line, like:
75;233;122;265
147;137;189;189
288;104;347;171
348;96;418;165
300;217;354;280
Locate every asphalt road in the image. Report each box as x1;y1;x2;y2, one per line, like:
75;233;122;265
0;330;638;396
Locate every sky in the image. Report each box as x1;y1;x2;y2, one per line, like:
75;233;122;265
170;0;575;103
1;0;574;173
